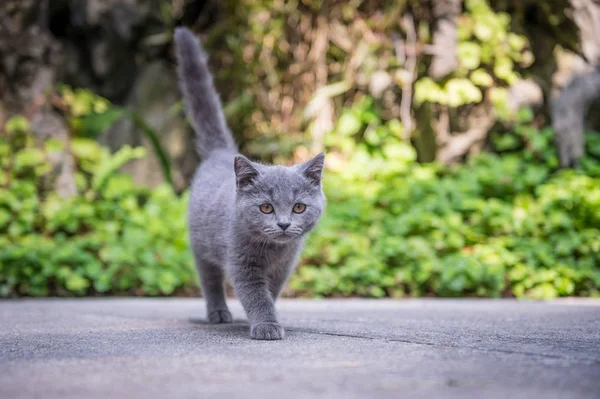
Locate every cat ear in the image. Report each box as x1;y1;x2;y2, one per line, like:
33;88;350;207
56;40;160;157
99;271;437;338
298;152;325;185
234;155;259;189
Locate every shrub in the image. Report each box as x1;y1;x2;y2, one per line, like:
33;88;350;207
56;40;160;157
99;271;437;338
292;111;600;299
1;113;599;299
0;117;196;297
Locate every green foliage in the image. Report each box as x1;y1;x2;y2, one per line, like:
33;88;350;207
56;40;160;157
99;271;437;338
2;107;599;299
0;120;195;297
2;0;598;300
289;102;600;300
203;0;537;166
415;0;531;114
59;85;173;186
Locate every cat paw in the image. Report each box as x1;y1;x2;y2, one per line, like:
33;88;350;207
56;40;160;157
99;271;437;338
250;322;284;340
208;310;233;324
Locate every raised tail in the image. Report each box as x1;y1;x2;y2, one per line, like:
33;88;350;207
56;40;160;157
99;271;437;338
174;27;237;157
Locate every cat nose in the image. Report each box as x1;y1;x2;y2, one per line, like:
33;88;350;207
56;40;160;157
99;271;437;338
277;222;291;231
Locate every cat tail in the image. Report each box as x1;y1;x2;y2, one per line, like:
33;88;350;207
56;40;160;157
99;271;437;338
174;27;237;157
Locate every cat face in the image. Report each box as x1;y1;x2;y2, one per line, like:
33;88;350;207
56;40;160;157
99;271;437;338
234;153;325;243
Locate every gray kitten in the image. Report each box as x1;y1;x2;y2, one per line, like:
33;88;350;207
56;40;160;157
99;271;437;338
174;27;325;340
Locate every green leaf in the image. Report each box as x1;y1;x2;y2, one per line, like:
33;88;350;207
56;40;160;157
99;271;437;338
0;209;11;229
337;113;362;136
4;116;30;134
127;111;174;187
14;148;45;170
490;87;510;119
445;78;482;107
494;56;517;84
508;33;527;51
470;69;494;87
414;78;446;105
44;138;66;153
458;42;481;70
66;273;90;293
92;145;147;191
73;107;126;138
158;272;177;295
474;20;493;41
516;107;534;124
529;283;558;300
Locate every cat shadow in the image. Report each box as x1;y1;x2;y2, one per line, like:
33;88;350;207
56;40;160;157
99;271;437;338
188;317;250;337
188;317;248;325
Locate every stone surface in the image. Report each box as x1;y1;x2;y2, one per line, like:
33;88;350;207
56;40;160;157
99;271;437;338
1;298;599;399
100;60;198;191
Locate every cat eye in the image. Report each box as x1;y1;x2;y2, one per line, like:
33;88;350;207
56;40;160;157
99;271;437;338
259;203;274;214
293;203;306;214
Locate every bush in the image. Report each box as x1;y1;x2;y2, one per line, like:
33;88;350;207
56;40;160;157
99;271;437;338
1;113;599;299
0;117;196;297
293;104;600;299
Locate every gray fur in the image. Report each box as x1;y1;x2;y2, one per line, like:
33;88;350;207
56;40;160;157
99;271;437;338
174;27;325;340
174;27;237;156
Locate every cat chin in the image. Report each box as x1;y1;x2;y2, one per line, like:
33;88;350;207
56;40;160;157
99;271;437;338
269;233;302;244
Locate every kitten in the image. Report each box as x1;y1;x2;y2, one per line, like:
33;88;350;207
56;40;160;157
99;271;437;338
174;27;325;340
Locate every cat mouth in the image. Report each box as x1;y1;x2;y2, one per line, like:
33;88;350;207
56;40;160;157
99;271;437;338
271;232;299;242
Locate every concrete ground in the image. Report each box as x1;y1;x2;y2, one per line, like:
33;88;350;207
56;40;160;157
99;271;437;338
1;298;599;399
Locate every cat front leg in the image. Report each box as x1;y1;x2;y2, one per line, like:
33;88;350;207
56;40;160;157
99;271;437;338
193;250;232;324
231;262;284;340
267;261;296;301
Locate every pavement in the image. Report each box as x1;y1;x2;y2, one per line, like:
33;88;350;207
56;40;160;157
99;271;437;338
1;298;599;399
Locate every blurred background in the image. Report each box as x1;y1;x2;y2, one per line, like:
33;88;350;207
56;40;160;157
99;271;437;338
1;0;599;300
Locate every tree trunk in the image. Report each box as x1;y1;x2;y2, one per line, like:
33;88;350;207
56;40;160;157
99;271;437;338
552;68;600;167
1;0;203;192
0;0;77;197
429;0;460;80
413;0;463;163
412;104;437;163
551;0;600;167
